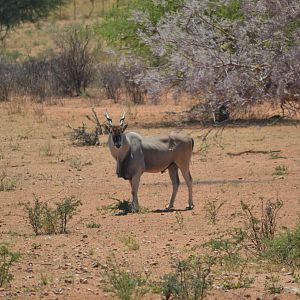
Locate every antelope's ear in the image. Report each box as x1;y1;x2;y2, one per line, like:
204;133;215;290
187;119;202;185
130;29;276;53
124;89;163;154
122;123;128;132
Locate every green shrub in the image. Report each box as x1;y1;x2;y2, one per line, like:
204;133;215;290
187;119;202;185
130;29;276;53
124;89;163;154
263;219;300;269
24;196;46;235
160;256;215;300
25;195;81;235
101;256;149;300
273;165;288;177
86;222;101;228
55;196;82;233
0;244;20;287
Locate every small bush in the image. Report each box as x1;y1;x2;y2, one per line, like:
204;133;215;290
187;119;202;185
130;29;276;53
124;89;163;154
24;196;46;235
86;222;101;228
160;256;215;300
273;165;288;177
0;170;16;191
101;256;149;300
204;200;225;225
264;274;283;294
25;195;81;235
0;244;20;287
119;235;140;251
263;219;300;269
240;198;283;254
69;123;100;146
56;196;82;234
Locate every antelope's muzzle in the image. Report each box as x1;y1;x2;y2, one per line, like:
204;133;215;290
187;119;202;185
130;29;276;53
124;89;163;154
113;134;122;148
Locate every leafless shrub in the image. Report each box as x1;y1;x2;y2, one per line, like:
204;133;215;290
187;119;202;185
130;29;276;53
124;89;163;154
0;59;17;101
68;108;108;146
120;58;147;104
240;197;283;254
131;0;300;119
97;63;123;102
53;24;96;96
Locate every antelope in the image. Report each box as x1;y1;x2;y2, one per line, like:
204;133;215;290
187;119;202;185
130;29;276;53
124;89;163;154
104;112;194;212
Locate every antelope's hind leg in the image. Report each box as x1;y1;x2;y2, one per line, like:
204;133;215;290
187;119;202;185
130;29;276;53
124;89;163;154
166;164;180;210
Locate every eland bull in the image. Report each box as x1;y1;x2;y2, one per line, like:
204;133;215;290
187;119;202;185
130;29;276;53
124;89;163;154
104;112;194;212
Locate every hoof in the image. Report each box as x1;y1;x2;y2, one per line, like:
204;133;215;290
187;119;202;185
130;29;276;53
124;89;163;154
131;205;140;213
186;205;194;210
165;205;174;211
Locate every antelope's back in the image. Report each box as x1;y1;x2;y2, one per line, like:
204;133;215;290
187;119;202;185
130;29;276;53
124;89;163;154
141;132;193;172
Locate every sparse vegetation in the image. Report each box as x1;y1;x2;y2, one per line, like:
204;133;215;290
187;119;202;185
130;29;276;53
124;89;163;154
264;274;283;294
0;170;16;191
204;200;225;225
240;198;283;254
160;256;215;300
273;165;289;177
175;211;184;230
119;235;140;251
86;222;101;228
39;141;55;157
68;155;91;171
101;256;149;300
263;219;300;269
0;244;20;287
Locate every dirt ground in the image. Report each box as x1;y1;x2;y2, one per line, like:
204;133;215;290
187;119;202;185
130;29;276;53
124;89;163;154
0;98;299;300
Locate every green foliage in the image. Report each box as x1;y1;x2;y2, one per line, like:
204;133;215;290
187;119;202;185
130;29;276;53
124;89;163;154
204;230;245;267
97;0;244;60
263;220;300;269
101;256;149;300
160;256;215;300
24;196;46;235
273;165;288;177
56;196;82;233
208;0;243;21
0;244;20;287
0;0;66;42
86;222;101;228
25;195;81;235
96;0;184;59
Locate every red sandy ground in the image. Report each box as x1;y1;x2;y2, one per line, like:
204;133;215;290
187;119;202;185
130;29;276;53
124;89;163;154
0;99;299;299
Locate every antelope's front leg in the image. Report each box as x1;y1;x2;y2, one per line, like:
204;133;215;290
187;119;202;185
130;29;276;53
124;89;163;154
129;175;141;212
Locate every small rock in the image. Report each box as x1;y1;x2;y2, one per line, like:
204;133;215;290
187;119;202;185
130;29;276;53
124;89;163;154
64;278;73;284
80;278;88;284
92;261;100;268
